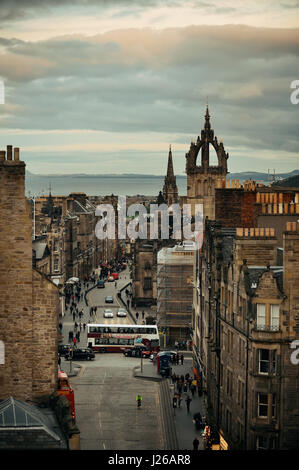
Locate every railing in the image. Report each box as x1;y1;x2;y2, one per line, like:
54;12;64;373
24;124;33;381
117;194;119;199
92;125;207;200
254;325;280;332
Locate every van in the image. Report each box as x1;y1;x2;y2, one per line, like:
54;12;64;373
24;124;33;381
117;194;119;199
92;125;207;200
111;272;119;280
57;370;76;421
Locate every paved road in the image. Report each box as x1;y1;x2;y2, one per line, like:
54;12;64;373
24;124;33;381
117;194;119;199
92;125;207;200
61;267;165;450
62;354;164;450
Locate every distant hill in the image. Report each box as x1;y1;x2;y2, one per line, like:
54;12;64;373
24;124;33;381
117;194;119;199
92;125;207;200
26;169;299;181
271;174;299;188
227;169;299;183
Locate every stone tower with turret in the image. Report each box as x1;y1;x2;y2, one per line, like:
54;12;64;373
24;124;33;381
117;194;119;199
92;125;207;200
185;105;229;219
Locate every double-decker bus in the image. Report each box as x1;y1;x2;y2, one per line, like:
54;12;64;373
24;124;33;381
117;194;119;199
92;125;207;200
87;323;160;353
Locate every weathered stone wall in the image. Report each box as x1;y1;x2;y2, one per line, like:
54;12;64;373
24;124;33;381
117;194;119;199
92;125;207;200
32;269;59;398
0;152;34;400
0;146;59;402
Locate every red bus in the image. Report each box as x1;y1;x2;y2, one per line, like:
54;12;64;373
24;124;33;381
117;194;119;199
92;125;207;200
57;370;76;422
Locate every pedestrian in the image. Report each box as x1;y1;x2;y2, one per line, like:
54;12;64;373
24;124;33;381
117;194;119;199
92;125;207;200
193;436;200;451
185;395;192;413
191;384;195;397
178;393;182;408
136;394;142;408
73;337;77;348
171;373;176;384
177;383;182;394
176;353;179;365
142;310;145;319
59;322;62;331
172;396;177;412
183;382;188;393
181;353;184;365
136;311;139;320
58;355;61;370
83;323;86;331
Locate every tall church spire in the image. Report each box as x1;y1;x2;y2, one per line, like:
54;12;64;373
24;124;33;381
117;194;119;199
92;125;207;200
166;144;175;179
162;145;178;205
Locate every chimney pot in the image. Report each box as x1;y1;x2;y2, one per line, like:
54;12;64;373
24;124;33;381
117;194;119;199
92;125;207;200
14;147;20;161
7;145;13;160
0;150;5;162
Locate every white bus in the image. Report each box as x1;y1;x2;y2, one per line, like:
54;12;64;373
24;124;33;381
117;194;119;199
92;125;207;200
87;323;160;353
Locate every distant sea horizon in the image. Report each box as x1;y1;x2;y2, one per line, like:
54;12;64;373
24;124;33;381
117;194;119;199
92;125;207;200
25;169;299;197
25;172;188;197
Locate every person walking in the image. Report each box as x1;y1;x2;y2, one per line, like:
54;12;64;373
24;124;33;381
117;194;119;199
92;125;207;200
58;355;61;370
176;353;179;365
136;394;142;408
178;393;182;408
193;436;200;451
181;353;184;365
136;311;139;321
185;395;192;413
142;310;145;320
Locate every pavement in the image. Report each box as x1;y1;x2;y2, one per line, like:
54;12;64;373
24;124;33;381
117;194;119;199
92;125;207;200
133;352;207;451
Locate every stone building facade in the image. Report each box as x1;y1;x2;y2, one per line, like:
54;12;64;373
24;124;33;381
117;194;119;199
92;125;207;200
193;219;299;449
0;145;60;402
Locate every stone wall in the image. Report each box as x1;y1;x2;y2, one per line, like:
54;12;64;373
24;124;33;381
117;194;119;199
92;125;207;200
0;146;59;402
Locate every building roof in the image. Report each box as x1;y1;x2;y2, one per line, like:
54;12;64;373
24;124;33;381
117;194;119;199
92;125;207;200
0;396;65;443
32;241;50;260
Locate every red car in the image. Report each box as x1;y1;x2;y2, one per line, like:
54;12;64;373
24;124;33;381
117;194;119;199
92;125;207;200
123;345;151;358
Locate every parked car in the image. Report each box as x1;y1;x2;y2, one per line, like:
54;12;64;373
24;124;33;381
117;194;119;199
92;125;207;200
123;345;151;358
65;348;95;361
97;280;105;288
104;309;114;318
117;308;127;317
105;296;114;303
58;344;72;357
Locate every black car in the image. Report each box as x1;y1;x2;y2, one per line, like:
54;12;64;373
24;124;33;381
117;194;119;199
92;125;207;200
123;345;150;358
58;344;72;357
65;348;95;361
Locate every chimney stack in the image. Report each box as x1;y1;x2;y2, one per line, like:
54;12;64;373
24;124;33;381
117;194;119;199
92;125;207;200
7;145;13;160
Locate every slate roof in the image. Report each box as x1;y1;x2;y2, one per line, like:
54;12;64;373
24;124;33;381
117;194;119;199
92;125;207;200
0;397;67;447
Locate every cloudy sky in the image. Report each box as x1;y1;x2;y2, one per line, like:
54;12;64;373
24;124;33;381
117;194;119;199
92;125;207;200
0;0;298;175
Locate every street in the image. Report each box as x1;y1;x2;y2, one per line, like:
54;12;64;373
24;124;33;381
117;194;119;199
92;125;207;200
60;267;165;450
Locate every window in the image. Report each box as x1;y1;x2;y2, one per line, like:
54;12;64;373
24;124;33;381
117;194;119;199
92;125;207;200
271;395;276;419
259;349;270;374
256;304;266;330
144;277;152;290
54;240;59;252
54;257;59;272
256;436;267;450
258;349;277;375
257;393;268;418
270;305;280;331
256;436;276;450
